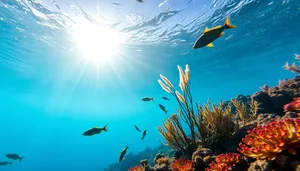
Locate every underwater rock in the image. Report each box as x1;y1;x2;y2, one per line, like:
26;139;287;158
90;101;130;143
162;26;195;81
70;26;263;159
104;145;173;171
224;113;278;153
192;147;213;170
247;159;272;171
153;154;171;171
289;161;300;171
251;76;300;116
141;159;155;171
224;76;300;116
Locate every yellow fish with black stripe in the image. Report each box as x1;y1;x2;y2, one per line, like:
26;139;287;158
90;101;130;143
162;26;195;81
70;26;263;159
193;17;236;49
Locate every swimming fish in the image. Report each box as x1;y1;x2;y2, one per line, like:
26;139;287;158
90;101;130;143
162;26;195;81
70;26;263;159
142;97;154;102
159;104;168;114
137;0;144;2
295;53;300;60
141;130;147;140
5;154;24;162
82;125;108;136
193;17;236;49
119;145;129;162
134;125;141;132
0;161;12;166
112;2;121;5
162;96;170;100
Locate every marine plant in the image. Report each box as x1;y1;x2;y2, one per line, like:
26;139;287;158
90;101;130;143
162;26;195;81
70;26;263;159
283;54;300;74
195;100;238;147
231;99;258;125
283;62;300;74
170;158;194;171
128;165;144;171
237;118;300;160
205;153;244;171
157;65;258;155
157;64;198;154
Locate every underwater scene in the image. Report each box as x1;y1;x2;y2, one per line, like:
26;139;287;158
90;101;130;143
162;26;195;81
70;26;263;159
0;0;300;170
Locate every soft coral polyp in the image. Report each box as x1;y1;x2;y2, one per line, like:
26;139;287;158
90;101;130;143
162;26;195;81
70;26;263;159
238;118;300;160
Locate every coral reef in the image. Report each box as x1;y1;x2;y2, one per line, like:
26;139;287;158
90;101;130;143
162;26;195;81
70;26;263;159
169;158;193;171
238;118;300;160
205;153;245;171
157;65;258;156
128;165;144;171
106;63;300;171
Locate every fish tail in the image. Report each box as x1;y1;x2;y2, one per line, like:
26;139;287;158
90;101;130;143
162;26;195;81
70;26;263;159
165;110;168;114
19;157;24;162
151;97;154;101
103;125;108;132
224;17;236;29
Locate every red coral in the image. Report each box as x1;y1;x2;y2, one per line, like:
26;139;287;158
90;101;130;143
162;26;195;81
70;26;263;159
170;158;194;171
128;165;143;171
238;118;300;160
205;153;243;171
283;98;300;112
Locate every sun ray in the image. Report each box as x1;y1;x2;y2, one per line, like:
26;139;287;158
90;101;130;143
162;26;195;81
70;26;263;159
70;21;126;67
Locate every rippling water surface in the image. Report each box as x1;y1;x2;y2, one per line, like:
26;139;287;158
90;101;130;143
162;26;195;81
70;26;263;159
0;0;299;170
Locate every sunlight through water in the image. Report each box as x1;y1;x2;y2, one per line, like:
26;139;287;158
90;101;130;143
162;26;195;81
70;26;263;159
70;22;126;66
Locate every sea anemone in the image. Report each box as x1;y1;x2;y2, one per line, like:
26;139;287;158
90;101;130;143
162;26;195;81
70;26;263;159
237;118;300;160
128;165;144;171
205;153;243;171
283;98;300;112
170;158;194;171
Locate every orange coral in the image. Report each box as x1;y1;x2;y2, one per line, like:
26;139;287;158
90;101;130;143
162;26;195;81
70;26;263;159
128;165;144;171
205;153;243;171
283;98;300;112
237;118;300;160
170;158;194;171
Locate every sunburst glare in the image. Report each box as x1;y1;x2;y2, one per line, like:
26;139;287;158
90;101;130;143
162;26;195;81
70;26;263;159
71;22;126;66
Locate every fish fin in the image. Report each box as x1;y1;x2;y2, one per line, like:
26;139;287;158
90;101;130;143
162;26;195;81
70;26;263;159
151;97;154;101
204;27;210;33
218;32;225;38
224;17;236;29
103;125;108;132
206;42;214;47
19;157;24;162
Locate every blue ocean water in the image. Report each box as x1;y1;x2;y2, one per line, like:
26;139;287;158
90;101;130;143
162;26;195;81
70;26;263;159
0;0;299;170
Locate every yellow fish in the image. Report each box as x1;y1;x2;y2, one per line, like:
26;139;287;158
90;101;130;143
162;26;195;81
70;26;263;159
193;17;236;49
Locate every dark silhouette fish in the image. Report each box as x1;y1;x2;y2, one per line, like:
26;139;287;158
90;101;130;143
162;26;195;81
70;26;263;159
162;96;170;100
193;17;236;49
134;125;141;132
142;97;154;102
141;130;147;140
0;161;12;166
112;2;121;5
119;145;129;162
159;104;168;114
137;0;143;2
5;154;24;162
82;125;108;136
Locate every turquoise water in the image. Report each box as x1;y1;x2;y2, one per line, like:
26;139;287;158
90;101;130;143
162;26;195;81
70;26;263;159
0;0;299;170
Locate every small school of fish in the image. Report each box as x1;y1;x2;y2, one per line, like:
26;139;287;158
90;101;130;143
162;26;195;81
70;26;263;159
0;154;24;167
